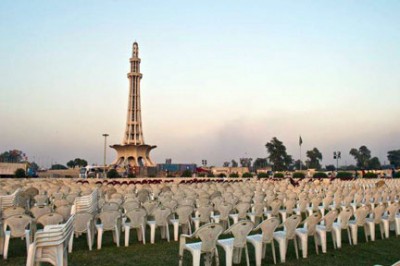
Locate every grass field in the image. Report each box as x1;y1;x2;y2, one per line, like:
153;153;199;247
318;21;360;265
3;225;400;266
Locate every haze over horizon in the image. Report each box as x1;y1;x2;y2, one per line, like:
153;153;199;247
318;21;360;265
1;1;399;168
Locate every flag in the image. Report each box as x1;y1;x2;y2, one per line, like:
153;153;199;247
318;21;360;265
299;136;303;146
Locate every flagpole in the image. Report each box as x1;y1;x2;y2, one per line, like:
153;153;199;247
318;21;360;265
299;135;302;171
300;143;302;171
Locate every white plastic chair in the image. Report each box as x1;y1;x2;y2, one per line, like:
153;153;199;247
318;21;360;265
179;223;224;266
295;211;322;258
273;214;301;263
316;209;339;250
348;206;370;245
365;204;386;241
382;202;400;238
69;211;95;251
3;214;32;259
147;207;171;244
217;220;254;266
124;208;147;246
247;217;280;266
96;210;122;249
332;206;353;248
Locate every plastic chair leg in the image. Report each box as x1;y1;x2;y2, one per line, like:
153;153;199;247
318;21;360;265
245;246;250;266
97;228;103;250
125;227;130;247
3;233;10;259
150;224;156;244
224;246;233;266
271;241;277;264
293;238;299;259
253;241;262;266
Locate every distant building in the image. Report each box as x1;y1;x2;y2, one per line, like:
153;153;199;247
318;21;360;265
0;162;27;177
211;167;249;177
157;163;197;175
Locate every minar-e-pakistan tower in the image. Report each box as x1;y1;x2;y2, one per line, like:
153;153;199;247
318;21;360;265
111;42;156;167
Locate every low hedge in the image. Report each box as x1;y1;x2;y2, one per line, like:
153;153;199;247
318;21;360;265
257;173;269;178
313;172;328;178
336;172;353;179
364;172;378;178
229;173;239;178
242;172;253;178
292;172;305;179
274;173;284;178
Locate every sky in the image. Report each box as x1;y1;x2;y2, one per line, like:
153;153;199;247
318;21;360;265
0;1;399;168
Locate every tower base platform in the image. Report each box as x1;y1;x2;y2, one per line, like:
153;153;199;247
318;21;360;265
110;144;156;167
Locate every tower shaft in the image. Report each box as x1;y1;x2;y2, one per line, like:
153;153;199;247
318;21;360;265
124;42;144;145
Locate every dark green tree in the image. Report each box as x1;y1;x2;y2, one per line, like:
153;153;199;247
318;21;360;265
50;164;68;170
0;150;25;163
66;160;75;168
107;169;120;178
240;158;253;168
368;157;381;170
253;158;269;170
181;170;192;177
349;145;371;169
223;161;230;167
73;158;88;168
231;160;238;167
15;168;26;178
306;147;323;170
294;160;307;170
265;137;293;171
387;150;400;168
325;164;336;171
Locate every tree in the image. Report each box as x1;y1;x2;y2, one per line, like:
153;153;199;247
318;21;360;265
388;150;400;168
240;158;253;168
50;164;68;170
107;169;120;178
265;137;293;171
181;170;192;177
223;161;230;167
29;162;39;172
368;157;381;170
0;149;25;163
294;160;307;170
325;164;336;171
231;160;238;167
15;168;26;178
306;147;323;170
73;158;88;168
253;158;269;170
349;145;371;169
66;160;75;168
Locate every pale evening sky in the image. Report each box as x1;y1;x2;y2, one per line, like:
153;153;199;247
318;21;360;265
0;1;399;168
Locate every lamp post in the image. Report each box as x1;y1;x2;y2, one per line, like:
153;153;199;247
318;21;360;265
102;134;109;178
333;151;341;171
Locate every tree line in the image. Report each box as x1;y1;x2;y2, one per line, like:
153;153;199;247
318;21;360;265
222;137;400;172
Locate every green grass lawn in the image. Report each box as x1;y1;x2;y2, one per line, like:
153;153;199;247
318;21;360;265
3;225;400;266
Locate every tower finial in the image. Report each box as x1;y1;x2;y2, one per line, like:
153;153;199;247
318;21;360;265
132;41;139;58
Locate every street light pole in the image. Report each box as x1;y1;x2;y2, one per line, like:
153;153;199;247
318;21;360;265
102;133;109;178
333;151;341;171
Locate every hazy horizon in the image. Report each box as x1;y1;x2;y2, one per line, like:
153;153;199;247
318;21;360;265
1;1;399;168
